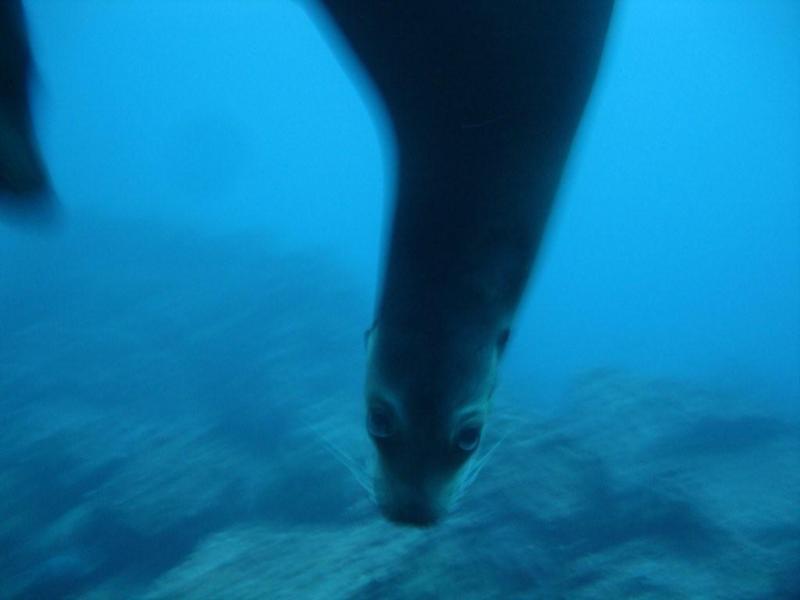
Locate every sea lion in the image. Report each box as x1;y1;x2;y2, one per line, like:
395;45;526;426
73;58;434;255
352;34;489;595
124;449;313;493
318;1;615;525
1;1;615;526
0;0;51;218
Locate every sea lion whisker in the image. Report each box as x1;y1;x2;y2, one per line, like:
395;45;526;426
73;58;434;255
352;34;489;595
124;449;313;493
303;423;376;501
492;410;537;429
325;441;376;502
458;428;512;496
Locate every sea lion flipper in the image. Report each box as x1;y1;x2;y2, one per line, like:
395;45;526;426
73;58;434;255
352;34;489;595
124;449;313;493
0;0;54;222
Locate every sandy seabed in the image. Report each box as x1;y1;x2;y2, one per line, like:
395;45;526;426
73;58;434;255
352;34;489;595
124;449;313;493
1;216;797;599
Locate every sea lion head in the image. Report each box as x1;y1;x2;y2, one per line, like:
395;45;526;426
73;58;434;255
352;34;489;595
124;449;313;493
364;323;508;526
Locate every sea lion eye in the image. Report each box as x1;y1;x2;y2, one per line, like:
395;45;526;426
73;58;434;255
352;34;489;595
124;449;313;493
367;404;396;439
455;425;482;453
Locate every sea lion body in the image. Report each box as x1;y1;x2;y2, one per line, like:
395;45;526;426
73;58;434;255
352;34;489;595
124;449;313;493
0;1;615;525
320;1;615;525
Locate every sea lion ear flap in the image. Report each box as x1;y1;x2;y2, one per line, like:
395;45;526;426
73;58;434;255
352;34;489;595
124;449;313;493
364;324;377;351
497;328;511;357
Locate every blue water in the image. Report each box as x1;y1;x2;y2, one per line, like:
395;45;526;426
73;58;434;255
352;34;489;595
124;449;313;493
1;1;798;598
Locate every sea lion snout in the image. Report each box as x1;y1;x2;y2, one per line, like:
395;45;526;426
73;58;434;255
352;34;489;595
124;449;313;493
374;472;448;527
379;496;442;527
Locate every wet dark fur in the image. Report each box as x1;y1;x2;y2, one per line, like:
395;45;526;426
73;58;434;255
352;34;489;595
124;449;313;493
320;1;615;524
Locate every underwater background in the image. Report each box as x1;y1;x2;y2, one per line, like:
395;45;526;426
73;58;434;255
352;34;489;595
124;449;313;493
1;1;798;598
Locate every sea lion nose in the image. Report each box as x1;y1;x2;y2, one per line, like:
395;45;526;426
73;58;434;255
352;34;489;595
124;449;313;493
380;498;441;527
